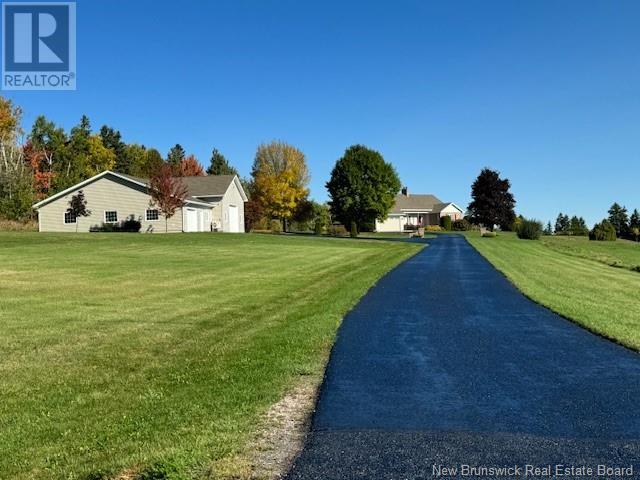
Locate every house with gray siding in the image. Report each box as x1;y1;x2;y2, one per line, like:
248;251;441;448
33;170;247;233
375;187;464;232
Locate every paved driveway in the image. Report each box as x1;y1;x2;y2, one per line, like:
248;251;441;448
286;235;640;479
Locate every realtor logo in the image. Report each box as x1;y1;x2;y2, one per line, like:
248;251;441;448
2;1;76;90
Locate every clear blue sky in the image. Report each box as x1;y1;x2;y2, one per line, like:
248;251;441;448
6;0;640;226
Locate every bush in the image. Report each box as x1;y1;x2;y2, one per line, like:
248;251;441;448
314;220;323;235
350;221;358;238
121;217;141;233
425;225;442;232
590;220;617;241
452;218;471;231
440;216;452;231
516;218;543;240
0;218;38;231
269;219;282;234
328;224;348;236
482;231;497;238
403;224;419;232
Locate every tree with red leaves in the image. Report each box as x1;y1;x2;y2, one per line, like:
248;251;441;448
178;154;205;176
149;164;188;232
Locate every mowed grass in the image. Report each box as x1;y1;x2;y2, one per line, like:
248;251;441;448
464;232;640;350
0;232;420;479
541;235;640;272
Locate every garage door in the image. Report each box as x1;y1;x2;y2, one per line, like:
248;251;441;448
228;205;239;232
185;208;198;232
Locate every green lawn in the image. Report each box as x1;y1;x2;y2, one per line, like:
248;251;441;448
541;234;640;272
464;231;640;351
0;232;420;480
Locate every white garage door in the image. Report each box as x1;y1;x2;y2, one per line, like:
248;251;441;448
185;208;198;232
228;205;239;232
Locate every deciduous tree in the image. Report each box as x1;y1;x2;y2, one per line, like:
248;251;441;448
68;190;91;232
178;155;205;176
149;164;188;232
251;141;310;231
326;144;400;237
467;168;516;231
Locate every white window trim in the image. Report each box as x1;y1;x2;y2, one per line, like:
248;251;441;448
63;209;77;224
145;209;160;222
104;210;118;224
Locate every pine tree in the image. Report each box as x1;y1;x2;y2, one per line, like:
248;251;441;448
607;203;629;238
166;144;185;169
554;213;570;235
543;221;553;236
207;148;238;176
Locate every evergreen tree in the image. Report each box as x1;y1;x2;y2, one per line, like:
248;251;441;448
166;144;185;169
207;148;238;176
543;221;553;236
554;213;570;234
607;203;629;238
99;125;127;173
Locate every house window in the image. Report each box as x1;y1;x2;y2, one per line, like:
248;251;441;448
104;211;118;223
146;209;159;221
64;210;76;224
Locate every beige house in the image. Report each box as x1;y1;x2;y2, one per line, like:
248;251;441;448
375;187;464;232
33;171;247;233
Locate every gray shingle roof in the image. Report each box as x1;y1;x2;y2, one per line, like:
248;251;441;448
389;194;443;214
117;173;235;198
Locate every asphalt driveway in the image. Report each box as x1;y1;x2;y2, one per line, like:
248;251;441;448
286;235;640;479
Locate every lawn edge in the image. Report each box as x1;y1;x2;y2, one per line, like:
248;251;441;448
212;239;427;479
462;234;640;355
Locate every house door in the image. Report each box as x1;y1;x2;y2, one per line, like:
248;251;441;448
228;205;239;232
185;208;198;232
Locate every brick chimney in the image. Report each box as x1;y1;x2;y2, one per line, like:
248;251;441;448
401;186;409;196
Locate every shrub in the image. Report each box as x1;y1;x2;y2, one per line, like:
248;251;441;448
403;224;418;231
440;216;452;231
328;224;348;236
590;220;617;241
313;220;323;235
452;218;471;231
482;231;497;238
425;225;442;232
269;219;282;234
350;221;358;238
121;217;142;233
516;218;543;240
0;218;38;231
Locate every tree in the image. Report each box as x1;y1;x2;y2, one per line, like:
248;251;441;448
28;115;67;197
608;203;629;238
251;141;310;231
326;145;400;237
141;148;165;178
569;216;589;236
122;144;148;178
85;135;116;176
543;221;553;236
149;164;188;232
68;190;91;232
630;209;640;241
590;219;617;241
99;125;127;173
166;144;185;171
244;200;264;232
178;155;205;176
207;148;238;176
554;213;570;235
0;96;35;221
467;168;516;231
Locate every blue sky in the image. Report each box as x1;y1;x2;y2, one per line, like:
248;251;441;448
6;0;640;226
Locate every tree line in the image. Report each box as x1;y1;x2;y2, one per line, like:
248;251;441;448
0;96;240;221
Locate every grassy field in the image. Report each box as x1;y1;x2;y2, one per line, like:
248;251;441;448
464;231;640;350
0;232;420;480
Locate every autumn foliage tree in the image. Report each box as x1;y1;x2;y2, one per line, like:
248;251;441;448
68;190;91;232
251;141;309;231
178;155;205;176
149;164;188;232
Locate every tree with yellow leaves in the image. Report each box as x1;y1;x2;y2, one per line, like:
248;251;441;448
251;141;310;231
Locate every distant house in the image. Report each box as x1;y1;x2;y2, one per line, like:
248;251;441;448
32;170;247;233
375;187;464;232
